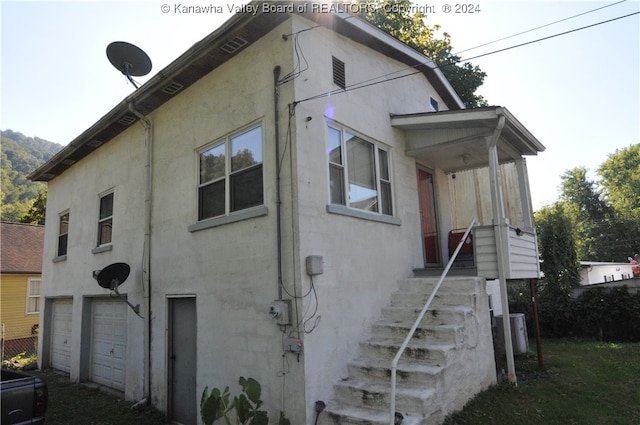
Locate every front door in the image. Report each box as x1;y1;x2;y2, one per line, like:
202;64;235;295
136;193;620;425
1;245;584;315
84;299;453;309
168;297;197;425
418;169;440;266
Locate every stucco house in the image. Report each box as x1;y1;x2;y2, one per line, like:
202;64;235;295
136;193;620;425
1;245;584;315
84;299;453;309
29;3;544;424
1;222;44;360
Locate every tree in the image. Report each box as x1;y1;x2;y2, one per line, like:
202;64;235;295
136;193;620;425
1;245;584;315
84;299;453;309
21;191;47;225
356;0;488;108
598;144;640;218
560;167;611;260
534;203;580;337
560;166;637;261
535;203;581;293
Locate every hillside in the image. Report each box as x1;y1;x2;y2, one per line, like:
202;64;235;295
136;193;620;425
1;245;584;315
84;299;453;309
1;129;63;223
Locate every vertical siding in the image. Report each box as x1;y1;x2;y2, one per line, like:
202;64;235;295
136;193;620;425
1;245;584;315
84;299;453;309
449;162;525;228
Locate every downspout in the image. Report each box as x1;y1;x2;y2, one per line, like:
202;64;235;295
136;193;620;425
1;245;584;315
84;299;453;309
274;66;283;299
487;110;517;385
128;102;153;403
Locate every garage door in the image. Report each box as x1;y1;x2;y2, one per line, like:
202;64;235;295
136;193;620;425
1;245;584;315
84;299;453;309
50;300;73;373
91;300;127;391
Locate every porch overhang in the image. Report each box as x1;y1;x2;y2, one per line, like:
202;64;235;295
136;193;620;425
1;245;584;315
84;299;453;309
391;106;545;173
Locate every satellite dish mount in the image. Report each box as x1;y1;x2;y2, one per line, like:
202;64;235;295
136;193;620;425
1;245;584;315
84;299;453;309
93;262;142;317
106;41;152;89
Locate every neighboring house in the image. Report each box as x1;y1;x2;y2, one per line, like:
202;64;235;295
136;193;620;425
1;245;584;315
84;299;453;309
579;261;636;285
29;4;544;424
0;222;44;360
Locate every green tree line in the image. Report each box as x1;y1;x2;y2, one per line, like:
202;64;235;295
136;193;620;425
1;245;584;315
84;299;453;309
1;129;62;224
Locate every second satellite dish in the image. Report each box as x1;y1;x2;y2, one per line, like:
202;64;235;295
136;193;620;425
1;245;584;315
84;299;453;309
93;262;141;317
106;41;152;88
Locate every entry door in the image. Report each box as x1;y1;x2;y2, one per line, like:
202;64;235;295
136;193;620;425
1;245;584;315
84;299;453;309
51;300;73;373
169;297;197;425
418;169;440;266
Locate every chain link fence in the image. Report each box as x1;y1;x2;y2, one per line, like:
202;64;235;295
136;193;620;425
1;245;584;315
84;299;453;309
1;323;39;363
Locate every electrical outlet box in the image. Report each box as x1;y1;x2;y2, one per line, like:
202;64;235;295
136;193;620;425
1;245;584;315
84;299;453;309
268;299;291;325
306;255;324;276
283;337;302;353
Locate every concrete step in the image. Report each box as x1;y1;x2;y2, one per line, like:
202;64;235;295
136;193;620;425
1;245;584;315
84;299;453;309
359;339;456;365
398;277;482;294
347;357;444;388
334;378;436;412
381;305;473;326
390;291;477;308
370;321;466;345
322;403;424;425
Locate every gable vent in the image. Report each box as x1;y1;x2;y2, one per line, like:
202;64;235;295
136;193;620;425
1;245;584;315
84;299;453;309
162;81;184;95
117;115;137;126
332;56;345;89
220;36;248;54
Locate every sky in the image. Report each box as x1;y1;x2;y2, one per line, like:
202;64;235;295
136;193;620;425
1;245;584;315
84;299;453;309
1;0;639;209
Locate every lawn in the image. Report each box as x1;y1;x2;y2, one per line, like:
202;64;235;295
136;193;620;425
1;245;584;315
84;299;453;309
443;338;640;425
35;338;640;425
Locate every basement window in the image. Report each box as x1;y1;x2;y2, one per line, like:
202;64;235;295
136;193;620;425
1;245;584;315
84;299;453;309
332;56;345;89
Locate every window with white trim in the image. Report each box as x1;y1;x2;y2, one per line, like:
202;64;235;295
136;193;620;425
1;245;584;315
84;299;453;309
198;125;263;221
26;278;41;314
97;192;113;246
57;211;69;256
327;124;393;215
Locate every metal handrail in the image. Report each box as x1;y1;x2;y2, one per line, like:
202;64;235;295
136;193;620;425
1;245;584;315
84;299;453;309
389;217;478;425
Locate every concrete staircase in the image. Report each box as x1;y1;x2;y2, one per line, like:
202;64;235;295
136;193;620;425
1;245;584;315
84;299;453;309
322;276;496;425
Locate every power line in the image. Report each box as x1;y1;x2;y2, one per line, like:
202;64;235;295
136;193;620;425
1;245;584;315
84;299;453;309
453;0;628;55
462;11;640;63
293;10;640;106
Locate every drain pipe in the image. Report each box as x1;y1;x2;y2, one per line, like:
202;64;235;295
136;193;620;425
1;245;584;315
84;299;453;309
486;110;517;385
128;102;153;403
274;66;283;299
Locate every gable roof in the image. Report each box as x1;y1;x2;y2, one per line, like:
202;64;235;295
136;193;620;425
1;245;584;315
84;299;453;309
1;222;45;274
28;0;463;182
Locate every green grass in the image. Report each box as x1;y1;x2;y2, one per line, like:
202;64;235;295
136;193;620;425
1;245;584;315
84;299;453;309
443;339;640;425
34;339;640;424
37;370;167;425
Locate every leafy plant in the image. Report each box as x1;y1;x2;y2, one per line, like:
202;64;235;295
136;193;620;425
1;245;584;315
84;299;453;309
201;377;288;425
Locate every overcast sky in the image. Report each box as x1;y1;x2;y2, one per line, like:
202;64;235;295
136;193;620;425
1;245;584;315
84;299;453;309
2;0;639;209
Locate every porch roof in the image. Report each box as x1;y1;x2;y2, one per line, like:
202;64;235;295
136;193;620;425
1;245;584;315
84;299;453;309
391;106;545;173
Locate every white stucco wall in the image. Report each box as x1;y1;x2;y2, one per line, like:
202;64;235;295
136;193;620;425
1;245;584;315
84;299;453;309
285;16;455;422
144;19;309;423
40;119;148;400
39;13;466;425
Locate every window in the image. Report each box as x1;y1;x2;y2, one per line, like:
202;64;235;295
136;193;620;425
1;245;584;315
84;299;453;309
98;192;113;246
327;124;393;215
27;278;41;314
198;125;263;221
57;211;69;256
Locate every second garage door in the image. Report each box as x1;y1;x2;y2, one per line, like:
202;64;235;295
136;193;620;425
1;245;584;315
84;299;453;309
91;300;127;391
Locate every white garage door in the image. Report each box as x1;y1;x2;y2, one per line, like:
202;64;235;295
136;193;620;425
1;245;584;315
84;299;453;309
91;300;127;391
50;300;73;373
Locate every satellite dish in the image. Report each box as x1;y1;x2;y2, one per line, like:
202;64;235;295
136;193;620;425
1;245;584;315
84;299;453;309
106;41;152;88
92;262;141;317
95;262;130;290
